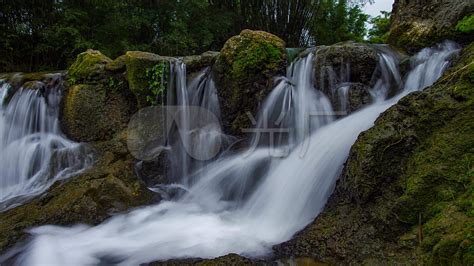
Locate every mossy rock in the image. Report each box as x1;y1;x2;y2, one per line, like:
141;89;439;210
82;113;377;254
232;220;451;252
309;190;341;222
183;51;219;73
150;254;262;266
388;0;474;53
61;83;133;142
212;29;287;136
68;49;112;83
106;54;127;73
274;43;474;264
0;132;157;254
124;51;173;107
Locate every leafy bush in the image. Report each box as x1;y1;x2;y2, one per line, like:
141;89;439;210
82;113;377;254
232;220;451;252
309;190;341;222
456;14;474;33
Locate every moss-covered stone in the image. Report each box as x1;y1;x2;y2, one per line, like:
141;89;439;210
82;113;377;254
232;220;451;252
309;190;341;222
183;51;220;73
61;83;133;142
274;43;474;264
0;131;157;253
388;0;474;53
124;51;173;107
61;49;137;142
68;49;111;83
106;54;127;73
212;29;287;136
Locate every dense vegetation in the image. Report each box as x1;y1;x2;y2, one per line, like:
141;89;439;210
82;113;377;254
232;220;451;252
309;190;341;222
367;10;390;43
0;0;371;72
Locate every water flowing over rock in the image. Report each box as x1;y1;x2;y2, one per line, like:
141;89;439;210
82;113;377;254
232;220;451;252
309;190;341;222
1;37;463;265
0;74;93;212
275;41;472;265
313;43;404;114
389;0;474;53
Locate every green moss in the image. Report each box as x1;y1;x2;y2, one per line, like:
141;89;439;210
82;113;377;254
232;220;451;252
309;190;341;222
68;49;111;83
212;30;286;136
456;14;474;33
62;83;132;142
124;51;170;107
106;54;127;73
232;41;282;80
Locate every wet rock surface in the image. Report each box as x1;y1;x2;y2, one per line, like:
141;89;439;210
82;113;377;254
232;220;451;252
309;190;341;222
313;43;379;114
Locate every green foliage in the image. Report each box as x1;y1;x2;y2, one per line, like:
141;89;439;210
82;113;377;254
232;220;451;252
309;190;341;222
107;76;125;92
145;62;168;105
456;14;474;33
310;0;369;45
0;0;372;72
368;11;391;43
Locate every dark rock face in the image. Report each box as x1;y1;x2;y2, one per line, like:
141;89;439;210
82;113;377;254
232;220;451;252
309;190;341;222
313;43;379;114
274;44;474;265
149;254;262;266
314;43;378;86
388;0;474;53
212;30;287;137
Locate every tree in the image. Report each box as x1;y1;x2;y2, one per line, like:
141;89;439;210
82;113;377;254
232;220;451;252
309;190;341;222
0;0;371;72
367;11;391;43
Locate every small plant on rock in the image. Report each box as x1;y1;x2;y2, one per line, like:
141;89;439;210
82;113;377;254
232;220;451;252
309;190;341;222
145;62;168;105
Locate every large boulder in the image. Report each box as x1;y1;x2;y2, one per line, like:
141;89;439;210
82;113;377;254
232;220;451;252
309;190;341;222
62;50;135;142
313;43;379;114
274;44;474;264
212;30;287;136
388;0;474;53
62;84;133;142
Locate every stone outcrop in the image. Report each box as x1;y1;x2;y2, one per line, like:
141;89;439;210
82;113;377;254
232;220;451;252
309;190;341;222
183;51;220;73
62;50;136;142
388;0;474;53
124;51;175;107
313;43;380;114
212;29;287;136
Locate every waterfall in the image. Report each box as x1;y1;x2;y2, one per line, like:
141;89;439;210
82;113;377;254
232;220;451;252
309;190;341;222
6;41;460;265
151;62;229;186
0;75;93;212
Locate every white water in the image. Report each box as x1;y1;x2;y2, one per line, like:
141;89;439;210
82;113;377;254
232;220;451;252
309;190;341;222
0;76;93;211
7;41;459;265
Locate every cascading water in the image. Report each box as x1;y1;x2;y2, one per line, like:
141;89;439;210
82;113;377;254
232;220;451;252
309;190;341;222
154;62;229;186
0;75;93;212
4;41;460;265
